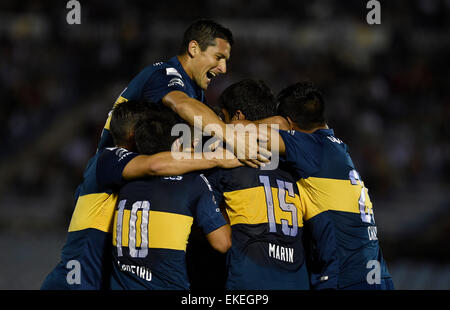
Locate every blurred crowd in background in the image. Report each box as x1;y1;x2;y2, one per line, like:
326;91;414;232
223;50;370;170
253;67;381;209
0;0;449;289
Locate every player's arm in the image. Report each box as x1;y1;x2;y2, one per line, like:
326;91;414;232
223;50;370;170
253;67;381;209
163;91;270;168
205;224;232;254
194;173;231;253
229;118;287;156
122;151;243;180
97;148;241;190
254;115;291;131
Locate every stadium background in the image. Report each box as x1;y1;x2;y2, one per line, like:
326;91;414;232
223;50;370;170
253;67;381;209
0;0;449;290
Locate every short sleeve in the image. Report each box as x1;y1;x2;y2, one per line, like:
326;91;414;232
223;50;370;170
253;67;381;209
278;130;322;178
142;67;187;104
191;173;227;235
202;168;224;206
96;147;139;190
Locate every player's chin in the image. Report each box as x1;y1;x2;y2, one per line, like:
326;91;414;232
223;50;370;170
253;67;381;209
202;78;211;90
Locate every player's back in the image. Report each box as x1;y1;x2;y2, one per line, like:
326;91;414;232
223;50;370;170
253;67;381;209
279;128;392;288
207;164;309;290
110;172;225;290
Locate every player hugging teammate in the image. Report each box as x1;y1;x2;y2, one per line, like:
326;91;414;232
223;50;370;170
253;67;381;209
41;19;393;290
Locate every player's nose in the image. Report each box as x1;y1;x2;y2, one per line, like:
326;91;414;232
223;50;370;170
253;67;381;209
217;59;227;74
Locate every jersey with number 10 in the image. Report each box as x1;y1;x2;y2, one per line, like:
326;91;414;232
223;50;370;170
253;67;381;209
41;56;203;290
279;128;392;288
110;173;226;290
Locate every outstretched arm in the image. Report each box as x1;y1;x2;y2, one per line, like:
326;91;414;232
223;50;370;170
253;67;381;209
229;118;287;156
163;91;270;168
122;151;243;180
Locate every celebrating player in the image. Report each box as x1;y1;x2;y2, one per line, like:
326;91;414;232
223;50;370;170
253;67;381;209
41;100;240;290
106;109;231;290
255;81;394;289
205;79;339;290
112;18;268;167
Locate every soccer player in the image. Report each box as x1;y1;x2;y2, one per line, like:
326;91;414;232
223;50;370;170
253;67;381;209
41;100;239;290
106;109;231;290
112;18;267;167
205;79;338;290
265;82;394;289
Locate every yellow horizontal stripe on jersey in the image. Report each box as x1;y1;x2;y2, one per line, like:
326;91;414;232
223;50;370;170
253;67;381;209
68;192;118;233
223;186;304;227
112;210;193;251
298;177;373;221
104;96;128;130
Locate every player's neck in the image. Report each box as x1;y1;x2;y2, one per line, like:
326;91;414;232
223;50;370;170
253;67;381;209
294;123;329;134
177;54;194;80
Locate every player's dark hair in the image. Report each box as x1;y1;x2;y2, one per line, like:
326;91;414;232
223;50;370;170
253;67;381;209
109;100;155;150
134;107;180;155
219;79;277;121
277;82;326;130
178;19;234;55
206;100;226;122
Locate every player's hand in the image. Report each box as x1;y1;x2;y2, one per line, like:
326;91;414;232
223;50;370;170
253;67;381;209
214;147;244;169
233;126;271;168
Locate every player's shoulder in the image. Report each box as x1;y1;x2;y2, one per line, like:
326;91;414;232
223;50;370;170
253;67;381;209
102;146;134;159
147;59;182;75
177;171;215;193
133;59;174;77
137;59;186;89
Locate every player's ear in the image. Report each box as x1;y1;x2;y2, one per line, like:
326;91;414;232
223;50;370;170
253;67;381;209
232;110;245;121
187;40;200;58
127;132;136;151
285;116;295;130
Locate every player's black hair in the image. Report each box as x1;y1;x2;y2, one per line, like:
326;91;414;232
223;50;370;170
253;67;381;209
134;107;180;155
109;100;155;150
178;19;234;55
206;100;226;122
218;78;277;121
277;81;327;130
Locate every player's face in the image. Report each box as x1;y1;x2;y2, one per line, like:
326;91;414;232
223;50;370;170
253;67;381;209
192;38;231;90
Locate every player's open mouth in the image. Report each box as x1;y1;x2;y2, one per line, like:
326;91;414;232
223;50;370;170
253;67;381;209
206;71;216;82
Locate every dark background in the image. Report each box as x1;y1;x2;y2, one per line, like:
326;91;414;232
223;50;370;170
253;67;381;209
0;0;449;289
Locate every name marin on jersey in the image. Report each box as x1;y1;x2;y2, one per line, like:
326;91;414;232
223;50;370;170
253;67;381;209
268;242;294;263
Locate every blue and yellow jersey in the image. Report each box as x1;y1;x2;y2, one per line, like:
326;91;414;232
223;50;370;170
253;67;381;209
109;172;226;290
40;147;138;290
109;56;205;128
206;164;314;290
41;56;202;290
279;128;392;288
